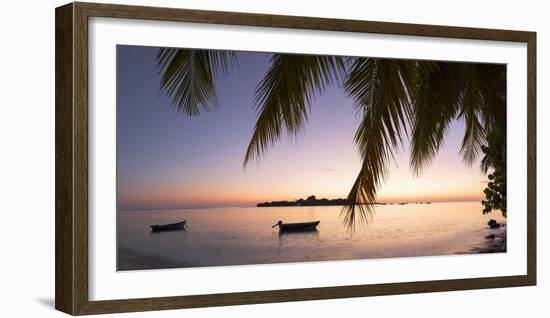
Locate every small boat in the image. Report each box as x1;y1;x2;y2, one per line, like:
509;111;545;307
150;220;186;232
272;220;320;232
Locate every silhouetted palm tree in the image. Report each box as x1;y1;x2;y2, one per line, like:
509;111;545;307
157;48;506;229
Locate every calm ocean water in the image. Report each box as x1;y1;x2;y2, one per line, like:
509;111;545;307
117;201;506;270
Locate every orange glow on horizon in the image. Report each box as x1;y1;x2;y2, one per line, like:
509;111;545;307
117;150;488;209
118;176;487;209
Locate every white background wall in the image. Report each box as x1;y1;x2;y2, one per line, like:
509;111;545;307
0;0;547;317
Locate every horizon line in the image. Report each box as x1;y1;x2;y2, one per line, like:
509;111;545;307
117;198;483;212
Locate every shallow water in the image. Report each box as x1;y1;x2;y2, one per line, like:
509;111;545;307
117;201;506;270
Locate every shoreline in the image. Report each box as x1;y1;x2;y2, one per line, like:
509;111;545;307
476;228;507;253
458;225;507;254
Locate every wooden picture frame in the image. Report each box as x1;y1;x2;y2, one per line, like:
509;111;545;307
55;2;536;315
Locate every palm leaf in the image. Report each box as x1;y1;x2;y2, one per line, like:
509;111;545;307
342;58;416;229
475;64;507;132
409;62;462;174
457;65;487;164
473;64;506;173
243;54;346;166
157;48;237;116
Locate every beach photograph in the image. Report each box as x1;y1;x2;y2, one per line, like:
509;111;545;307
116;45;507;270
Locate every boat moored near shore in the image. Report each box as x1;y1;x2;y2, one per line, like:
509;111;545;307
272;220;320;233
150;220;187;232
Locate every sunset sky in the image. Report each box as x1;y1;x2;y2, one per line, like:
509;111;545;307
117;46;487;210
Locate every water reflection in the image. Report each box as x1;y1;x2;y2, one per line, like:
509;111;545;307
149;228;187;236
277;229;320;248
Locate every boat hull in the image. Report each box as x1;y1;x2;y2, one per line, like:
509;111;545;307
278;221;320;233
150;221;186;232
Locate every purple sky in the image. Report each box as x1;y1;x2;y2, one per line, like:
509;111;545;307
117;45;486;209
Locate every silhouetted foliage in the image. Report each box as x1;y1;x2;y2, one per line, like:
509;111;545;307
481;130;507;217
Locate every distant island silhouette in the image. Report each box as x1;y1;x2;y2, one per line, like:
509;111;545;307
257;195;394;207
257;195;433;207
257;195;349;207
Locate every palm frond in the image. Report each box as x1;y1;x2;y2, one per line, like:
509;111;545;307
243;54;346;166
475;64;507;132
457;65;487;164
477;64;506;173
157;48;237;116
341;58;415;229
409;62;462;174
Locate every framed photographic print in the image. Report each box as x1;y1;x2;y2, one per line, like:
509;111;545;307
55;2;536;315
